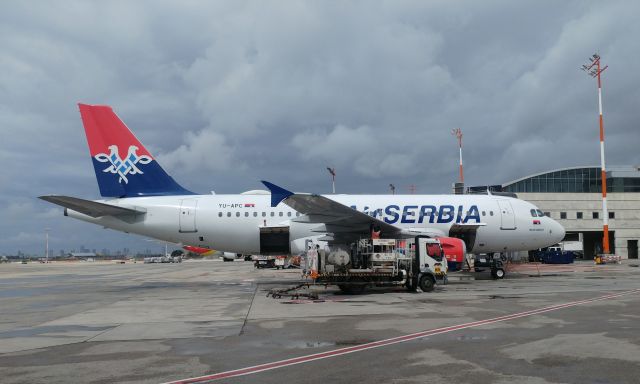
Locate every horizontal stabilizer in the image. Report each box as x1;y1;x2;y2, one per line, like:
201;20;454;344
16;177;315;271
39;195;145;218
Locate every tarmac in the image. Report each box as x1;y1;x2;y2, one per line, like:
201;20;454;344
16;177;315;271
1;259;639;383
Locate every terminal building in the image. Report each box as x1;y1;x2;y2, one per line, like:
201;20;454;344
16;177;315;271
495;166;640;260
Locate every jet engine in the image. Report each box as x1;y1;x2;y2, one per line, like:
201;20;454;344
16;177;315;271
437;237;467;271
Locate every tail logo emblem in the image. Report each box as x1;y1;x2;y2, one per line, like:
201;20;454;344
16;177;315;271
94;145;152;184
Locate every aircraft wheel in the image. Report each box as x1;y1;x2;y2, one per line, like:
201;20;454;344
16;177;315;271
419;275;435;292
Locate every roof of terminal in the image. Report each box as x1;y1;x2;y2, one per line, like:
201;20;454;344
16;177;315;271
501;166;640;193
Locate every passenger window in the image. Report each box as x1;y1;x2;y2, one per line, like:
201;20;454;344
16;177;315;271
236;212;240;217
482;211;486;216
296;212;300;217
279;212;283;217
227;212;231;217
218;212;222;217
287;212;291;217
270;212;275;217
490;211;494;216
253;212;258;217
262;212;266;217
245;212;249;217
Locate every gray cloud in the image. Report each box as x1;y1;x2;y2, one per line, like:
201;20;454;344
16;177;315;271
1;0;639;254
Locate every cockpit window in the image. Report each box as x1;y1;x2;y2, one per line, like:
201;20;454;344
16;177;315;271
536;209;544;217
530;209;537;217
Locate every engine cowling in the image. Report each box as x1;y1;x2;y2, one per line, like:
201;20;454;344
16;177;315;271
437;237;466;271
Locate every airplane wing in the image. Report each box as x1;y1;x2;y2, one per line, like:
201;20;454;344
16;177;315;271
262;181;404;242
39;195;146;218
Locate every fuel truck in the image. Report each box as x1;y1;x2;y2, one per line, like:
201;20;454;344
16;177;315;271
308;236;463;294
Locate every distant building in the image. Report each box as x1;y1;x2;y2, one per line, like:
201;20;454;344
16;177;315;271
69;252;97;259
497;166;640;259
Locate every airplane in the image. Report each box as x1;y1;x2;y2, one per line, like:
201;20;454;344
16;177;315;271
40;104;565;263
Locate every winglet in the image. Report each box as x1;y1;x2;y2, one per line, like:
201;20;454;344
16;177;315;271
261;181;294;207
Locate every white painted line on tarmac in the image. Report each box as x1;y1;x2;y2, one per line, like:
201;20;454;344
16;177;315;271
162;288;640;384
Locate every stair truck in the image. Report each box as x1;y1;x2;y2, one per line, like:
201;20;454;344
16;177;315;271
311;236;448;294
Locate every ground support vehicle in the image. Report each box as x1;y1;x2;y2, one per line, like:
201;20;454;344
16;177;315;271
309;236;448;294
143;256;182;263
253;255;277;269
473;253;506;279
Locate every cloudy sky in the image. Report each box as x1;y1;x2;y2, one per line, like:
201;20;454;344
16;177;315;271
1;1;639;255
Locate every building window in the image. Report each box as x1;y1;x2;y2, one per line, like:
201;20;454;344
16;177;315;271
593;212;599;219
544;212;550;217
609;212;615;219
577;212;583;219
560;212;567;219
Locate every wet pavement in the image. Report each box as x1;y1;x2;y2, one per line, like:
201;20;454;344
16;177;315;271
1;260;639;383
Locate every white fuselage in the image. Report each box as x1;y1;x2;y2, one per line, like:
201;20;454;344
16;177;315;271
66;193;565;255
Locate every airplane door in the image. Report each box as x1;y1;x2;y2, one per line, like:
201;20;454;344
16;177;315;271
179;199;198;233
497;200;516;230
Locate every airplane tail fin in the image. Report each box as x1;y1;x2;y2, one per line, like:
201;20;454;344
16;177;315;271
78;103;194;197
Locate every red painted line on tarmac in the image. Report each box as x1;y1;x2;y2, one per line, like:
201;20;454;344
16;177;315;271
162;288;640;384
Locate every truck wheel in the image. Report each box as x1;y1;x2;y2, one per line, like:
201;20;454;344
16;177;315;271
419;275;435;292
495;268;505;279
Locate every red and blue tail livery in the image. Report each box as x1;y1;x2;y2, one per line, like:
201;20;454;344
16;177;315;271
78;103;194;197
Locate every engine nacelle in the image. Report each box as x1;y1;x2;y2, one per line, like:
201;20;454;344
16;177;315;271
437;237;467;271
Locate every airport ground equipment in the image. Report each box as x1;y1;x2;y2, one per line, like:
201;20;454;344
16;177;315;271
473;253;506;279
143;256;182;263
595;254;622;265
253;255;277;269
266;283;319;300
310;236;448;293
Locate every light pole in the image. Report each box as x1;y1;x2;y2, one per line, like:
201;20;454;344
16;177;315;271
45;228;50;263
582;53;610;254
389;184;395;195
327;167;336;194
451;128;464;183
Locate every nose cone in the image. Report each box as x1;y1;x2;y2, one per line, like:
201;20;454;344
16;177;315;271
550;219;565;244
